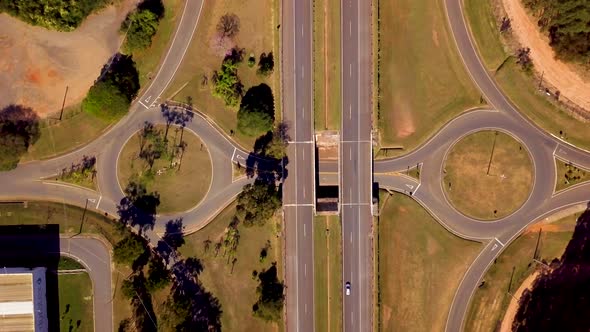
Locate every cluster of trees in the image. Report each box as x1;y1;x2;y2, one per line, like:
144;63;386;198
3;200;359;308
212;48;245;107
0;0;109;31
121;0;165;54
252;263;285;322
235;181;281;227
82;54;140;121
115;188;222;331
0;105;40;171
237;83;275;137
523;0;590;62
512;207;590;331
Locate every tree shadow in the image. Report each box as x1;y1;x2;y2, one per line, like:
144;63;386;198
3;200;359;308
513;202;590;331
117;182;160;236
0;104;40;170
245;121;290;184
138;0;165;19
98;53;140;101
156;218;185;264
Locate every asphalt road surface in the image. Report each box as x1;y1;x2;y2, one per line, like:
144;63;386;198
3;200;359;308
340;0;373;331
282;0;316;331
2;0;590;331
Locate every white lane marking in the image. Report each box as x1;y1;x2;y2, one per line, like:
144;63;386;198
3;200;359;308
341;140;372;143
302;106;305;119
87;198;96;203
304;223;306;237
491;243;499;251
302;148;305;161
301;66;304;79
349;63;352;77
96;196;102;209
284;203;314;207
303;187;307;199
349;20;352;36
144;95;152;103
301;24;304;37
350;231;353;244
341;203;371;206
304;263;307;276
231;147;237;162
553;144;559;156
494;237;505;247
138;100;149;109
414;182;422;194
288;140;314;144
349;147;352;160
405;184;414;190
349;104;352;120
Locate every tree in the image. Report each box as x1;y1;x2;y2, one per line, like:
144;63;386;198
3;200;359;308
0;105;40;170
252;263;284;322
235;181;281;227
257;52;274;76
113;233;148;265
516;47;533;71
212;56;244;107
146;255;171;291
82;54;140;120
122;8;160;53
237;84;275;136
216;13;240;38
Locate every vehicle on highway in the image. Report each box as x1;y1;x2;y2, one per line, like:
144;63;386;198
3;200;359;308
345;281;351;296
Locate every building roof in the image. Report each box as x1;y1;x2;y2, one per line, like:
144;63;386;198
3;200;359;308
0;273;35;332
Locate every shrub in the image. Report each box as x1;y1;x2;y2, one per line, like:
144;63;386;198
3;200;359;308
237;84;275;136
0;105;40;171
212;57;244;107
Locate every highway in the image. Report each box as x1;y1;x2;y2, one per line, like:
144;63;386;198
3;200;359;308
1;0;590;331
282;0;316;331
340;0;373;331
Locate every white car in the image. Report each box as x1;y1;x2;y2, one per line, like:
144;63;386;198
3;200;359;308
345;282;351;296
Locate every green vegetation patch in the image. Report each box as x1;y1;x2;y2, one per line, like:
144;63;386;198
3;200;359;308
58;256;85;270
59;273;94;332
443;131;533;220
179;202;283;331
378;193;481;331
555;158;590;192
466;213;578;332
377;0;481;154
82;54;140;121
117;123;212;214
0;105;40;170
522;0;590;63
0;0;109;31
314;215;343;332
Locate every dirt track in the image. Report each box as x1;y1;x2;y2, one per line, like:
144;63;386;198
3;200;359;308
502;0;590;112
0;0;137;117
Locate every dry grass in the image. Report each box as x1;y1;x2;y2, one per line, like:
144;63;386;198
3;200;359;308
554;158;590;192
464;0;590;151
377;0;481;154
378;193;481;331
179;202;282;332
443;131;533;220
165;0;279;149
314;215;342;332
117;125;212;215
313;0;341;130
465;213;578;332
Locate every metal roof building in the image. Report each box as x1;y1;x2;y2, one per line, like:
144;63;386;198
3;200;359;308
0;267;48;332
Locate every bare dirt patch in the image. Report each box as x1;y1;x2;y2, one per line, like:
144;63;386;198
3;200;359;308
500;271;539;332
0;0;137;117
502;0;590;112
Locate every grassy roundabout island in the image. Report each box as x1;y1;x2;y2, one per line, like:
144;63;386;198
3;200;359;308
117;124;212;214
443;130;534;220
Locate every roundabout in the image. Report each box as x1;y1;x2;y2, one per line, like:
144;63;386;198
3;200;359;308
117;124;213;215
442;130;534;220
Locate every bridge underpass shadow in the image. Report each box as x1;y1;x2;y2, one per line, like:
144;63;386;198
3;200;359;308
0;224;60;331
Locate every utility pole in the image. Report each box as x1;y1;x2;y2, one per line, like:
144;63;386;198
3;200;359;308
538;71;544;90
59;86;69;121
486;131;499;175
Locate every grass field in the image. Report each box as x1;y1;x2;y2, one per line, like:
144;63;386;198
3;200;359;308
376;0;481;154
58;256;85;270
58;272;94;332
555;158;590;192
179;202;282;331
378;193;481;331
314;215;342;332
464;0;590;151
313;0;340;130
443;131;533;220
465;213;578;332
117;125;212;214
21;0;182;162
165;0;280;149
